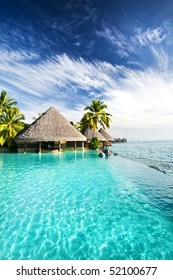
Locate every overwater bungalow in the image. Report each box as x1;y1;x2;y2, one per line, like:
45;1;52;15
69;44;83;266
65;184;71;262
98;128;114;146
83;127;106;141
15;107;86;153
82;127;106;147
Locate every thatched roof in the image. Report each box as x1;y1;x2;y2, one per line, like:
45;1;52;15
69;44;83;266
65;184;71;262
83;127;106;141
99;128;114;142
15;107;86;142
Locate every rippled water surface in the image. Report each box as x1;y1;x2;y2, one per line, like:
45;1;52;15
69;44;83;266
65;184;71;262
112;141;173;175
0;151;173;259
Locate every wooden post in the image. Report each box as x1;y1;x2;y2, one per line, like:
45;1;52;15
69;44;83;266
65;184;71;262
38;142;41;153
58;141;61;152
24;142;27;153
82;141;84;151
74;141;76;151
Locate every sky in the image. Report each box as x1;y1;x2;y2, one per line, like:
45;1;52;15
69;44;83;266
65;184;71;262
0;0;173;140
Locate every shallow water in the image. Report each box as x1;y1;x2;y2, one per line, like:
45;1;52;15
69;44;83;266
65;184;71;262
112;141;173;175
0;151;173;259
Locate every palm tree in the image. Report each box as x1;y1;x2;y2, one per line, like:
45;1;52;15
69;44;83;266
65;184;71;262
0;107;25;147
0;90;17;114
32;112;43;120
70;121;82;131
80;100;112;131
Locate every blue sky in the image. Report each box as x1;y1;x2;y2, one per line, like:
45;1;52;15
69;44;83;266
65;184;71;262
1;0;173;140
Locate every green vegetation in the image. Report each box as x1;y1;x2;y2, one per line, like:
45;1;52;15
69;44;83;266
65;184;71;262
71;100;112;133
32;112;43;120
0;90;17;114
80;99;112;131
0;90;25;147
0;92;112;151
89;137;100;149
70;100;112;149
70;121;81;131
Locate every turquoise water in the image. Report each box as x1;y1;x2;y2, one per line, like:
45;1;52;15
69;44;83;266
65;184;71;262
112;141;173;175
0;151;173;260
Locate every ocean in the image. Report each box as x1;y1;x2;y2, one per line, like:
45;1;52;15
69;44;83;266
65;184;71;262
112;141;173;176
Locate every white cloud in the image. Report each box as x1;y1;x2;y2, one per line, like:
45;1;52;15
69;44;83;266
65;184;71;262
105;68;173;139
96;26;135;58
150;46;169;72
130;24;173;73
0;49;39;62
133;27;166;46
1;49;173;140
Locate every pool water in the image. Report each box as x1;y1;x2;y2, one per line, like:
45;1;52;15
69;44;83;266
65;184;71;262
0;151;173;259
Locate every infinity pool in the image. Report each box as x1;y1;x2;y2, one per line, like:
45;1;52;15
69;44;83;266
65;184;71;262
0;152;173;259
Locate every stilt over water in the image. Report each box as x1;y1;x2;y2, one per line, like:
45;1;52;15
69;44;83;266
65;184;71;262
38;142;41;153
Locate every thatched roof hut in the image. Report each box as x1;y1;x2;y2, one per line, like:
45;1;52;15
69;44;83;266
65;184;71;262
16;107;86;143
83;127;106;141
98;128;114;142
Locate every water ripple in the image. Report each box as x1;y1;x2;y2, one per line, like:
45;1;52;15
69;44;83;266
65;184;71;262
0;152;173;259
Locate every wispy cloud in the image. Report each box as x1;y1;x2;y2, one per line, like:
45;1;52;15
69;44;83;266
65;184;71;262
96;26;135;58
130;23;173;71
150;46;169;72
132;26;166;46
96;22;173;73
0;49;39;62
1;49;173;140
